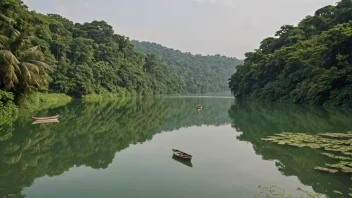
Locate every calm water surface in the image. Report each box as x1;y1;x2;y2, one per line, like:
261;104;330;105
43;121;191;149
0;96;351;198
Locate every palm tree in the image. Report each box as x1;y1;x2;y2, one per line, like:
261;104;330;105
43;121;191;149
0;14;52;94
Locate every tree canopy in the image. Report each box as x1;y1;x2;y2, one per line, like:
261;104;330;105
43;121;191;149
0;0;242;97
132;40;243;93
0;0;241;98
229;0;352;106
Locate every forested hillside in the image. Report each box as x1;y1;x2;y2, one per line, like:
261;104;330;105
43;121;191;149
1;0;238;100
229;0;352;106
0;1;186;97
132;41;242;93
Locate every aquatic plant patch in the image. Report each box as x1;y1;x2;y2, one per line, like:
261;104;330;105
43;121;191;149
262;132;352;174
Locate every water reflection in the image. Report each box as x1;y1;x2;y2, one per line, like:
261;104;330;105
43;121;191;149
228;101;352;198
0;97;233;197
1;97;351;198
172;155;193;168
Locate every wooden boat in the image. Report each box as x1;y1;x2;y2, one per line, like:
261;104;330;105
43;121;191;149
172;155;193;167
32;115;59;120
196;105;202;109
172;149;192;160
32;119;59;125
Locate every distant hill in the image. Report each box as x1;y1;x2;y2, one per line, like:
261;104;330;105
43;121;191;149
132;40;243;93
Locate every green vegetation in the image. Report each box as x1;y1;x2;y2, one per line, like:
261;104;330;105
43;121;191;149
229;0;352;106
0;90;17;141
256;185;324;198
0;0;240;104
228;101;352;197
132;41;243;93
262;132;352;197
17;92;71;110
263;132;352;174
0;0;180;98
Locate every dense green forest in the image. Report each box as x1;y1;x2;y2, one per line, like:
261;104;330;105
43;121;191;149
132;41;243;93
0;0;184;98
229;0;352;106
0;0;240;105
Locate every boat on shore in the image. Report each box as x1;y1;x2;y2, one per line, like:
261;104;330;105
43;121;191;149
32;115;59;120
172;149;192;160
32;119;60;125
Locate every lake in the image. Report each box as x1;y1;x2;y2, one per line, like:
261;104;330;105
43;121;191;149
0;96;351;198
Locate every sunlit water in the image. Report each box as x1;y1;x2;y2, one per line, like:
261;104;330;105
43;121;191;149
0;96;351;198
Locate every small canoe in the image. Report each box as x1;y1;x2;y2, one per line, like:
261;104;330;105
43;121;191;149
32;119;59;125
196;105;202;109
32;115;59;120
172;149;192;160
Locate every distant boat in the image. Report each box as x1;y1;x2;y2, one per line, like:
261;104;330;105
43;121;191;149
196;105;202;110
172;149;192;160
32;115;59;120
32;119;59;125
172;155;193;167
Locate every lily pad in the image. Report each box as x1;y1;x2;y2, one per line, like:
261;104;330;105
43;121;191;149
333;190;343;195
263;131;352;175
314;166;338;173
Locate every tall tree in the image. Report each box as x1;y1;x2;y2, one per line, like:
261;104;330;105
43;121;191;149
0;27;52;94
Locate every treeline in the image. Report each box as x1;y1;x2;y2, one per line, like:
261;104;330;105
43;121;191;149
132;41;243;93
1;0;238;102
0;0;185;97
229;0;352;106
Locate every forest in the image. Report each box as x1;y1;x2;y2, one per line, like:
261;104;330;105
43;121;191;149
228;0;352;106
0;0;240;107
0;0;177;99
132;41;243;93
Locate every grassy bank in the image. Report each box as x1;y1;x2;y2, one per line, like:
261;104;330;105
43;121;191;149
82;91;145;102
18;92;72;111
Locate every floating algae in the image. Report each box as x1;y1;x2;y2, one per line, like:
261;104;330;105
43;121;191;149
333;190;343;195
262;132;352;174
314;167;338;173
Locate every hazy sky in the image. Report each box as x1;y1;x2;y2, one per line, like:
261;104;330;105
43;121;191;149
22;0;338;58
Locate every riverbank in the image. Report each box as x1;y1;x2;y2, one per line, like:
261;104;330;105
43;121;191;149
18;92;72;111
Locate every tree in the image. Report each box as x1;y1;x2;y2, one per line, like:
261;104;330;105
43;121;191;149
229;0;352;107
0;31;52;94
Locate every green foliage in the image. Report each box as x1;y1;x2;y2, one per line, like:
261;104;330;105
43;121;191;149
0;90;17;141
229;0;352;106
256;185;293;198
132;40;243;93
0;26;52;94
263;132;352;174
256;185;324;198
1;1;231;99
82;92;133;101
17;92;71;111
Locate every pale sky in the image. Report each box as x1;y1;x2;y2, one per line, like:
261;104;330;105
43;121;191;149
22;0;339;59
